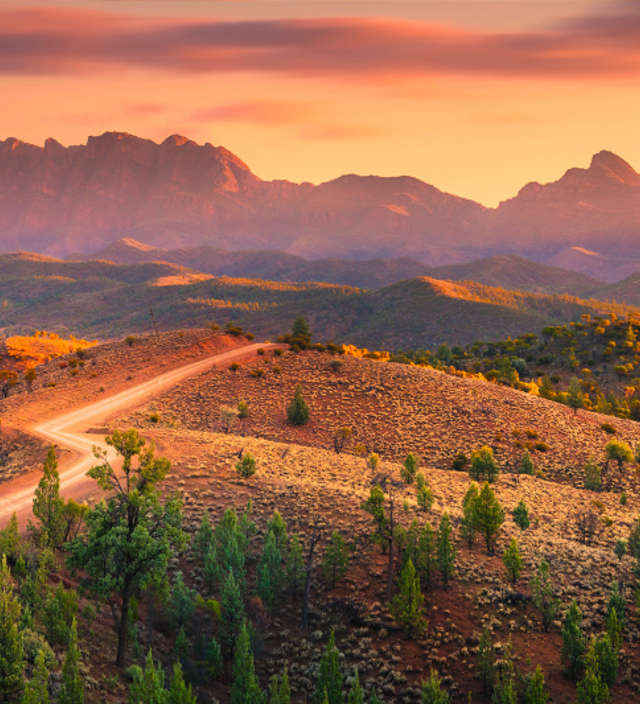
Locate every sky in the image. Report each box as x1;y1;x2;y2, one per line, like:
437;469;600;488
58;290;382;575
2;0;640;206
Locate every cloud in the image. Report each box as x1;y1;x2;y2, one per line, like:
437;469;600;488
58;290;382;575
192;100;315;125
2;4;640;79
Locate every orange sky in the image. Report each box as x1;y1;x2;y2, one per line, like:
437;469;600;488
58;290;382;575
3;1;640;206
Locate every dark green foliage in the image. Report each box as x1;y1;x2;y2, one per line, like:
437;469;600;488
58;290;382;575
476;626;494;695
68;429;184;667
291;317;311;347
517;451;535;475
474;482;504;555
584;461;602;492
469;446;499;483
257;530;285;611
43;582;78;647
347;668;363;704
0;514;21;568
236;454;257;478
287;385;310;425
522;665;548;704
567;377;586;413
614;539;626;561
313;631;343;704
460;483;479;547
436;513;455;588
501;538;522;584
606;607;621;654
22;648;49;704
593;634;618;687
204;505;254;592
512;500;530;531
266;511;288;552
532;559;558;633
192;514;213;562
401;454;419;484
268;667;291;704
286;535;305;593
168;662;197;704
60;617;83;704
321;531;350;588
416;476;434;513
561;600;585;681
220;569;245;651
492;663;516;704
420;669;450;703
30;446;66;549
168;572;196;632
399;520;436;590
362;486;387;549
128;650;167;704
576;638;610;704
605;439;633;471
391;558;426;635
607;581;625;627
172;626;189;667
232;621;265;704
451;452;468;472
0;555;25;702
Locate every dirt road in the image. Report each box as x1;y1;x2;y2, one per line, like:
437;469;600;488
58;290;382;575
0;342;279;526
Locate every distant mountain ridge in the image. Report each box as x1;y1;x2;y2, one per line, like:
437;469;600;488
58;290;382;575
91;238;604;294
1;133;640;280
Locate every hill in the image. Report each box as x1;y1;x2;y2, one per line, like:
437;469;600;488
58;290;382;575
2;133;640;278
1;252;639;349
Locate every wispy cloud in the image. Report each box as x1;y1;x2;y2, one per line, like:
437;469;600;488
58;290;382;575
192;100;314;125
1;4;640;79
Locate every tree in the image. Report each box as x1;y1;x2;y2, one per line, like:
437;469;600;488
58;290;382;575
532;559;558;632
605;439;633;474
286;535;305;594
220;569;245;651
347;668;363;704
237;400;250;419
614;539;626;562
593;633;618;687
291;317;311;347
401;454;419;484
436;513;455;589
22;648;49;704
584;461;602;492
567;377;585;414
502;538;522;584
474;483;504;555
391;558;426;636
606;607;621;654
30;446;66;549
168;662;197;704
420;669;450;704
231;621;264;704
236;453;257;478
167;572;196;632
333;427;352;455
561;600;586;681
523;665;548;704
59;617;83;704
0;513;21;566
461;483;479;547
128;650;167;704
68;429;184;667
476;626;494;695
576;638;610;704
287;385;310;425
24;367;36;393
312;631;343;704
321;531;350;589
517;451;535;475
416;474;433;513
607;581;625;628
362;484;397;600
257;530;284;611
469;446;499;483
0;555;24;702
512;500;530;530
269;667;291;704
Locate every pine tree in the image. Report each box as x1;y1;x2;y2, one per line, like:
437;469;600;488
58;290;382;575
593;633;618;687
607;581;625;627
477;626;494;695
268;667;291;704
391;558;426;635
21;649;49;704
606;607;621;653
0;513;21;565
420;669;450;703
436;513;455;589
321;531;350;588
512;500;530;531
523;665;548;704
168;572;196;632
418;522;436;589
576;638;610;704
369;691;383;704
59;618;83;704
168;662;197;704
220;569;245;650
502;538;522;584
287;385;310;425
469;446;499;483
267;511;289;552
128;650;166;704
347;668;364;704
561;600;586;681
258;530;284;611
231;621;264;704
532;559;558;633
205;637;223;679
312;631;343;704
0;555;24;702
30;446;66;549
286;535;305;593
474;483;504;555
461;483;479;548
517;451;535;475
192;513;214;561
401;454;419;484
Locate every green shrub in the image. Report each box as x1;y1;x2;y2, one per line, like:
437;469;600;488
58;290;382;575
235;454;256;478
287;385;310;425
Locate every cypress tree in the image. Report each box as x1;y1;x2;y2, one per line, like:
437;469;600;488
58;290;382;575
231;621;264;704
436;513;455;588
313;631;343;704
0;554;24;702
369;691;383;704
192;513;214;561
477;626;494;695
59;617;83;704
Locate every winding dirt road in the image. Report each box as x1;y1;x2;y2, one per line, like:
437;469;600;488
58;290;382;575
0;341;279;526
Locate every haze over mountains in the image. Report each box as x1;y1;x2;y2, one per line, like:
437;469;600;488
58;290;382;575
2;132;640;281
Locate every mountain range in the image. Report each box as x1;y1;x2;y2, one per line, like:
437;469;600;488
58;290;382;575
2;132;640;281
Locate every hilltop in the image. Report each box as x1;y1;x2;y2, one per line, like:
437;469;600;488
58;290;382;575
2;133;640;278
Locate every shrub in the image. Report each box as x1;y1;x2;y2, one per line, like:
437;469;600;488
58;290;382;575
287;385;310;425
473;482;504;554
235;454;256;478
333;427;352;454
401;453;419;484
125;336;136;347
584;461;602;491
512;500;530;530
517;451;535;475
601;423;616;434
605;438;633;471
469;446;499;483
420;669;450;704
532;559;558;632
417;480;433;513
502;538;522;584
237;401;250;419
451;452;468;472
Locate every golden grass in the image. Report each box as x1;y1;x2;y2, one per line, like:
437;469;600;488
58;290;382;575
6;331;97;365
